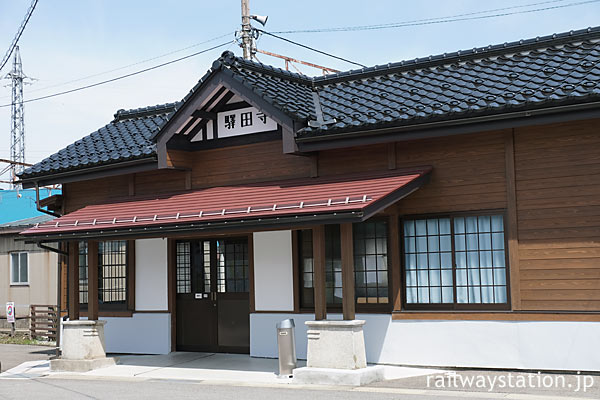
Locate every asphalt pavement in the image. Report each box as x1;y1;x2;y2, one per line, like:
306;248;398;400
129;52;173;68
2;375;600;400
374;369;600;399
1;344;599;399
0;344;54;373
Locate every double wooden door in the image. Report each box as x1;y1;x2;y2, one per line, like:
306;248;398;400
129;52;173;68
176;237;250;353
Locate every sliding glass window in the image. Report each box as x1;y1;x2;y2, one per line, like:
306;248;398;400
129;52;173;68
403;213;509;310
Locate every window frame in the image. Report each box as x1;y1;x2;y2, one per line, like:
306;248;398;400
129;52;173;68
353;217;393;313
97;240;130;311
297;227;343;312
295;217;393;314
400;210;511;311
78;240;134;312
10;251;29;286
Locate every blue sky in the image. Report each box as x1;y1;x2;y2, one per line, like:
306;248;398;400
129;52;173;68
0;0;599;188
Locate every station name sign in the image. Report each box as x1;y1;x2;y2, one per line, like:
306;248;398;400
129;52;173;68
216;106;277;138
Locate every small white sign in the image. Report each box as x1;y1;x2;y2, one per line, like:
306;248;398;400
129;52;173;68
195;293;203;299
6;302;15;323
217;106;277;138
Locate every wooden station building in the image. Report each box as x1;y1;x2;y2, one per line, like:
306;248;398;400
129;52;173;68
19;27;600;371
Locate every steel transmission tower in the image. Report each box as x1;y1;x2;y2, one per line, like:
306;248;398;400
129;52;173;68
5;46;27;189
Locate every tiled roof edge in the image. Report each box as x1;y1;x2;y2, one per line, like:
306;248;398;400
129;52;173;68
311;26;600;85
207;28;600;87
297;95;600;138
113;101;181;122
216;50;315;86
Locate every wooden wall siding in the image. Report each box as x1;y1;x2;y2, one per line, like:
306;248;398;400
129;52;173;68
317;143;390;176
514;119;600;312
175;141;312;188
392;131;508;215
64;175;129;213
134;169;187;196
64;170;188;213
166;149;193;169
58;119;600;318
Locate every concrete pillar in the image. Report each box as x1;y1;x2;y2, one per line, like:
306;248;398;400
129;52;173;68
294;320;384;386
50;320;115;372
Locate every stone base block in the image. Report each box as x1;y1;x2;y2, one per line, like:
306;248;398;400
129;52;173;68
61;320;107;360
305;320;367;369
50;357;116;373
293;366;385;386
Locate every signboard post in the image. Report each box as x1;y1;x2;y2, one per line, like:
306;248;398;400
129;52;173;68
6;302;15;337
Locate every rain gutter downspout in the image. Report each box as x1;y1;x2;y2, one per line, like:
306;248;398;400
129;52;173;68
35;181;61;218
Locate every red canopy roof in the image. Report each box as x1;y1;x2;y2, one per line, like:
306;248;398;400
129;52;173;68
22;167;431;239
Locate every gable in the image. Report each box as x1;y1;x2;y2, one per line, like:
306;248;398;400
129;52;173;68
186;100;279;144
154;68;307;168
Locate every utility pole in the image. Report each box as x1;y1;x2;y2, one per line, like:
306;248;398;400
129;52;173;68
4;46;27;189
240;0;252;60
239;0;268;60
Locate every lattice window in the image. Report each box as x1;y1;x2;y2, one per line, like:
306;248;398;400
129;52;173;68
217;240;248;293
176;242;191;294
354;220;389;304
98;241;128;304
298;229;315;308
298;226;343;308
404;218;453;304
454;215;508;304
403;213;508;309
79;242;88;304
201;241;212;293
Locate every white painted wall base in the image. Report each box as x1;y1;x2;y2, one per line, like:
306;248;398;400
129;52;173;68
250;313;600;372
101;313;171;355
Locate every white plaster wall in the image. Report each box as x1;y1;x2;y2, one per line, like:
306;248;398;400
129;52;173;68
253;231;294;311
135;239;168;311
250;313;600;372
101;313;171;355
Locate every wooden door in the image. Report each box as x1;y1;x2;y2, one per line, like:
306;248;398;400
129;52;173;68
215;238;250;353
176;240;217;352
176;238;250;353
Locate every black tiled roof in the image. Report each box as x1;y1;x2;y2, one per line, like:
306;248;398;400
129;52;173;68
212;26;600;136
20;26;600;181
20;102;179;179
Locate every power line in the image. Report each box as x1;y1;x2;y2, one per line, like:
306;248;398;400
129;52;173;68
14;32;233;97
0;41;233;108
271;0;600;34
257;30;366;68
0;0;39;73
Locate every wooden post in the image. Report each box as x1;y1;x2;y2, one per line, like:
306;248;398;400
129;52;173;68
60;243;68;316
167;238;178;352
291;230;301;313
87;241;99;321
312;225;327;320
505;129;521;310
248;234;256;313
340;223;355;320
68;241;80;320
389;215;402;312
127;240;136;311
